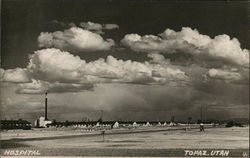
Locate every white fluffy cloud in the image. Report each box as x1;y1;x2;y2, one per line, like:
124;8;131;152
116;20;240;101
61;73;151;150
0;68;30;83
38;27;115;52
206;68;242;81
80;21;103;31
28;48;85;83
121;27;249;67
52;21;119;35
28;48;188;86
80;21;119;31
16;80;94;94
103;24;119;30
205;67;249;85
1;48;188;94
147;53;169;64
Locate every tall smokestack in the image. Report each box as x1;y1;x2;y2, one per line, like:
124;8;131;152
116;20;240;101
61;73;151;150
45;92;48;120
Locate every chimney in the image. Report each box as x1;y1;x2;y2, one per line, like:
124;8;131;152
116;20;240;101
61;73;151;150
45;92;48;120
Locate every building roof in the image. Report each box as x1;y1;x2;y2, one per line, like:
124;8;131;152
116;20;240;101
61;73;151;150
1;119;31;124
48;120;170;126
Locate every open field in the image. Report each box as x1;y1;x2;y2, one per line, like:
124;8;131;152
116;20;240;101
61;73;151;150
1;126;249;156
0;125;206;141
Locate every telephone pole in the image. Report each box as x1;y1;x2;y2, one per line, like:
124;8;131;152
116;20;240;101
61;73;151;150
45;92;48;120
204;105;207;123
100;110;103;122
200;106;203;123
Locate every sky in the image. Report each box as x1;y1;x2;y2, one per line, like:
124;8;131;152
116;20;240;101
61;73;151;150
1;0;249;122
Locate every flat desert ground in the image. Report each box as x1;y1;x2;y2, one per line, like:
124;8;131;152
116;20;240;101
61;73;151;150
1;126;249;156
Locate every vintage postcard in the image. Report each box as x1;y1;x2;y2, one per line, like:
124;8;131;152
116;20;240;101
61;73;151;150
0;0;249;157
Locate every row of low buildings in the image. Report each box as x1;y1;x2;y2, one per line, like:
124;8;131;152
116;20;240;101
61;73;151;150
1;117;179;130
1;119;32;130
45;120;177;129
1;118;219;130
0;117;51;130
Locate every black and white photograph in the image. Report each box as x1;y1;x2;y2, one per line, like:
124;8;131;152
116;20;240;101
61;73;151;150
0;0;249;157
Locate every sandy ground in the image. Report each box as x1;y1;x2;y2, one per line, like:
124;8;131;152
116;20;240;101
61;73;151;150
1;126;248;156
1;128;90;141
1;126;248;148
1;125;200;141
20;127;249;149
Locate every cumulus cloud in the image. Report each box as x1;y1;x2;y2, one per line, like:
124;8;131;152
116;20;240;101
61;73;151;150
206;68;242;81
80;21;119;31
103;24;119;30
27;48;188;86
204;67;249;85
16;79;94;94
28;48;85;83
121;27;249;67
0;68;30;83
1;48;188;94
38;27;115;52
51;20;119;34
147;53;170;64
121;34;163;53
80;21;103;31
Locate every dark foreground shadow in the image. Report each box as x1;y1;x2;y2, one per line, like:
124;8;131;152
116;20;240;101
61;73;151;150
1;140;31;149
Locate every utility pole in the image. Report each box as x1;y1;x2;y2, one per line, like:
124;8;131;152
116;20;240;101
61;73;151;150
101;110;103;121
100;109;105;142
101;130;105;142
204;105;207;123
99;110;103;123
200;106;203;123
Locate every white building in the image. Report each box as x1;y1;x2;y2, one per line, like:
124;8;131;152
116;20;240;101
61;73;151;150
96;122;100;127
169;122;176;126
34;116;52;128
132;122;138;127
145;122;151;126
113;122;119;128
